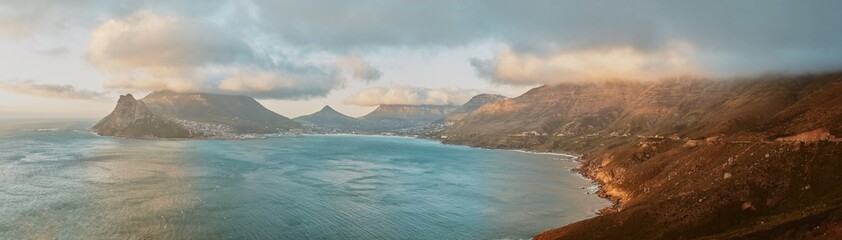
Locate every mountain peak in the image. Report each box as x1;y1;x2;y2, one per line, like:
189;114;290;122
118;93;136;101
294;105;359;131
298;105;353;119
320;105;337;112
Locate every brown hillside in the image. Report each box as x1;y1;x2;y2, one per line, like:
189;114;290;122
441;72;842;239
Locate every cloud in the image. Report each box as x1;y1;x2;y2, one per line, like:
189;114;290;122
85;10;353;99
344;86;477;106
4;1;842;85
336;56;381;82
0;0;228;38
0;80;105;100
86;10;251;92
233;1;842;79
472;42;700;85
38;46;69;57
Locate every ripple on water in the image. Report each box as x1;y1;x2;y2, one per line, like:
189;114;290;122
0;124;610;239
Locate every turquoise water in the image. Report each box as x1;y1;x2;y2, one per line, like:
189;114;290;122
0;120;608;239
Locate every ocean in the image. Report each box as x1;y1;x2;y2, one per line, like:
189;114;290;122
0;120;608;239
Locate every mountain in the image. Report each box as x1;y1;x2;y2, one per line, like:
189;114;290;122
361;104;458;121
438;73;842;239
92;94;193;138
358;104;458;132
293;105;361;132
442;94;507;123
93;91;300;138
295;98;505;134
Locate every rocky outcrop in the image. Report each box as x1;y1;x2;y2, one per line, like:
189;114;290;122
93;91;301;139
92;94;192;138
776;128;837;142
435;72;842;239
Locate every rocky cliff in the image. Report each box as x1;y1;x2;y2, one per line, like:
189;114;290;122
93;91;301;138
92;94;192;138
438;72;842;239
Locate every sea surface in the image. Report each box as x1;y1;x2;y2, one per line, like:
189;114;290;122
0;120;609;239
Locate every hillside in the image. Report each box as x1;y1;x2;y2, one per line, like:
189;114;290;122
141;90;300;133
357;104;458;132
93;91;300;138
441;94;507;124
439;72;842;239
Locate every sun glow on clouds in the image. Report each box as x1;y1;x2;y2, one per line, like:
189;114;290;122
344;86;478;106
0;80;105;100
472;42;700;85
86;10;379;99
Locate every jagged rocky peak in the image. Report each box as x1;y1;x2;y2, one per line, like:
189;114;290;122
92;93;191;138
94;94;151;131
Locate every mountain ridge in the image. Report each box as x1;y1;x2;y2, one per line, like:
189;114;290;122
433;72;842;239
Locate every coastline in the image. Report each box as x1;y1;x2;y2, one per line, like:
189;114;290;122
420;136;617;218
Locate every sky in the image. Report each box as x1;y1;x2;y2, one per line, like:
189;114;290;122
1;1;841;118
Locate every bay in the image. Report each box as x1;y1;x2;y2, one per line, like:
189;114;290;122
0;120;608;239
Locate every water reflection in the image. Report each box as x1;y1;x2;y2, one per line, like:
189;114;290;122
0;123;200;239
82;140;198;239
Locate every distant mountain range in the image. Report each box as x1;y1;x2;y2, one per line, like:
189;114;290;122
94;90;506;137
293;94;509;133
93;91;300;138
293;94;508;134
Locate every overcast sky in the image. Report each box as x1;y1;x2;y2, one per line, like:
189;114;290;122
1;0;841;118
